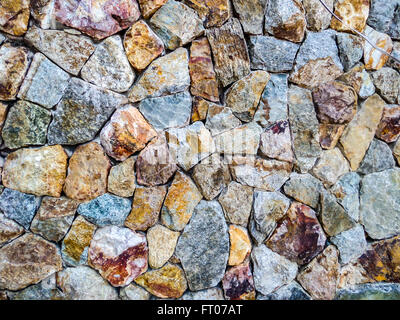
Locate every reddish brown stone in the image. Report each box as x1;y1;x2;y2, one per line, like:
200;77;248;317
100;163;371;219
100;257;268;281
189;37;219;103
319;124;345;150
312;81;357;124
136;135;177;187
375;105;400;143
266;202;327;265
54;0;141;40
222;262;256;300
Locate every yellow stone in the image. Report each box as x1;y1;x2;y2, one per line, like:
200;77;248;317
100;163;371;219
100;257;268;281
330;0;369;33
0;0;30;36
228;225;252;266
107;157;136;198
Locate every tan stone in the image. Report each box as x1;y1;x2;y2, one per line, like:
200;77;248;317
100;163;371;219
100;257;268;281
108;157;136;198
337;262;370;289
228;225;252;266
0;0;30;36
339;94;385;170
330;0;369;33
191;97;210;122
312;148;350;186
125;186;167;231
364;26;393;71
0;213;24;246
319;124;345;150
184;0;231;28
2;145;68;197
63;142;111;202
147;224;180;269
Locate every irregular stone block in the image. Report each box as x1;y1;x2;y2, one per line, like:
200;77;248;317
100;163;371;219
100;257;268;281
184;0;231;28
331;224;367;264
330;0;369;33
222;262;255;300
258;281;311;300
259;120;294;162
108;157;136;198
138;0;168;18
120;283;151;300
367;0;400;40
228;225;251;266
0;0;30;36
30;0;57;29
191;97;210;122
336;283;400;300
319;124;345;150
0;213;24;246
358;139;395;175
303;0;333;31
370;67;400;104
336;32;364;71
232;0;267;34
312;148;350;186
205;103;241;137
331;172;361;221
337;64;375;99
363;26;393;71
376;104;400;143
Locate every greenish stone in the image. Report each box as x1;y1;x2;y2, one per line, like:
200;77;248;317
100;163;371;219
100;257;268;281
2;100;51;149
336;283;400;300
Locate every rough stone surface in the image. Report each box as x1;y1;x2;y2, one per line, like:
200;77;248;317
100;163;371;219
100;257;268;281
48;78;128;145
228;225;252;266
180;287;225;300
248;36;300;73
81;35;135;93
336;33;364;71
340;94;385;170
363;26;393;70
258;281;311;300
191;97;211;122
376;104;400;143
77;194;132;227
129;47;190;102
61;216;97;267
331;224;367;264
330;0;369;33
331;172;361;221
8;274;61;300
138;0;168;19
3;145;67;198
0;44;32;101
266;202;327;265
0;213;24;246
313;148;350;186
63;142;111;202
107;157;136;198
30;0;57;29
251;245;298;295
147;224;180;269
100;105;157;161
175;200;229;291
2;100;51;149
25;26;96;76
360;168;400;240
367;0;400;40
338;64;376;99
232;0;266;35
0;0;30;36
120;283;151;300
54;0;140;40
206;18;251;87
124;20;164;71
17;53;70;109
297;245;340;300
319;124;345;150
88;226;148;287
0;233;62;291
222;262;256;300
395;140;400;165
303;0;333;31
184;0;231;28
138;92;192;132
135;263;187;298
259;120;294;162
125;186;167;231
370;67;400;104
336;283;400;300
205;103;241;136
358;139;395;175
149;0;204;50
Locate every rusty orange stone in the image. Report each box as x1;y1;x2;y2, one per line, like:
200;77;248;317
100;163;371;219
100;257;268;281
228;225;252;266
138;0;168;19
0;0;30;36
330;0;370;34
191;96;210;122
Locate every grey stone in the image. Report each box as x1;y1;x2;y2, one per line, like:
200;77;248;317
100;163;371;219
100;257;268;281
358;139;395;175
17;53;70;108
303;0;333;31
47;78;128;145
138;91;192;132
358;69;376;99
180;287;225;300
0;34;4;45
258;281;311;300
249;217;267;245
0;188;40;229
254;73;289;128
248;36;300;72
336;33;364;71
331;172;360;222
360;168;400;239
370;67;400;104
232;0;267;34
175;200;229;291
30;212;75;243
251;245;298;295
120;283;151;300
336;282;400;300
388;41;400;71
331;224;367;264
205;103;241;136
77;193;132;227
367;0;400;40
8;274;62;300
0;213;24;247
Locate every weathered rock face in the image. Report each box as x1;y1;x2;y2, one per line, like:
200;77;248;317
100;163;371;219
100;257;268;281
61;216;97;267
222;262;256;300
63;142;111;202
266;202;327;265
258;281;311;300
248;36;300;73
338;65;376;99
147;224;179;269
358;139;395;175
319;124;345;150
337;33;364;71
232;0;266;34
192;153;231;201
189;37;219;102
128;47;190;102
2;100;51;149
176;200;229;291
367;0;400;40
331;172;360;221
3;145;67;198
205;103;241;136
0;213;24;246
297;245;340;300
0;44;32;101
206;18;251;87
339;94;385;170
57;266;118;300
48;78;128;145
312;148;350;186
228;225;251;266
184;0;231;28
336;283;400;300
360;169;400;240
371;67;400;104
303;0;333;31
149;0;204;50
330;0;369;33
138;0;168;19
77;194;132;227
30;0;57;29
54;0;140;40
25;26;96;76
30;196;79;242
81;35;135;93
0;233;62;291
251;245;298;295
100;105;157;161
219;181;253;227
225;71;270;122
135;263;187;298
17;53;70;109
125;186;167;231
376;104;400;143
363;26;393;70
107;157;136;198
264;0;306;43
331;224;367;264
88;226;148;287
259;120;294;162
0;0;30;36
161;171;202;231
138;92;192;132
191;97;210;122
120;283;151;300
124;20;164;71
